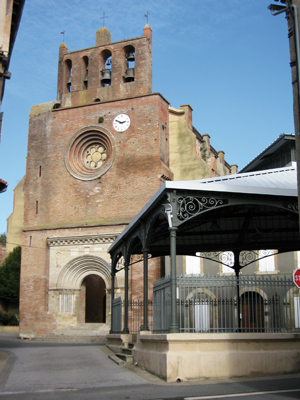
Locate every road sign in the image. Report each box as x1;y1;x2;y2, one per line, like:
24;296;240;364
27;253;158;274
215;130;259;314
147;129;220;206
293;269;300;288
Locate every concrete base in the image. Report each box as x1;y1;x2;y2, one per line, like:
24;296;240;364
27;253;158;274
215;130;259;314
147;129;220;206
106;333;133;354
131;332;300;382
0;326;19;333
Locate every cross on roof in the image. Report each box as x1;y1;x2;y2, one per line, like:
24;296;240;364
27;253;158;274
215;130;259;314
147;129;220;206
100;12;108;27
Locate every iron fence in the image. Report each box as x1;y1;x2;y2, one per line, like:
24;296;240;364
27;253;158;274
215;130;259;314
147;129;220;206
112;298;153;334
153;274;300;333
112;275;300;334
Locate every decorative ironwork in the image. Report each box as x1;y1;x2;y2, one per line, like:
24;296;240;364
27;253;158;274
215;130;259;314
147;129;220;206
177;196;227;221
198;250;276;268
201;251;234;267
285;203;299;213
239;250;257;267
115;256;125;272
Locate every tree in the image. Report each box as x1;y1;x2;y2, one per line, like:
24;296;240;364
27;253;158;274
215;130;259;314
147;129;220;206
0;233;6;246
0;246;21;303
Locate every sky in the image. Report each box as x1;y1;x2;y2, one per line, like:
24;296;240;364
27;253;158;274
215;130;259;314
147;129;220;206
0;0;295;234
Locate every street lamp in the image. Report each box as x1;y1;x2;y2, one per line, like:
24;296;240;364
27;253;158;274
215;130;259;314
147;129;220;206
268;3;288;15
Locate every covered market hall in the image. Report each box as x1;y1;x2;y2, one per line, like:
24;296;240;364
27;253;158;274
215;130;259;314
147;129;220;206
107;164;300;381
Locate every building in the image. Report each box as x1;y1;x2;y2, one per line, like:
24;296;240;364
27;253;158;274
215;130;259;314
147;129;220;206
108;163;300;381
0;0;25;195
17;25;235;339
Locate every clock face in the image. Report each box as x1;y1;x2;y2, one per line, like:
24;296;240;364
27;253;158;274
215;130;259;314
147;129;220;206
113;113;131;132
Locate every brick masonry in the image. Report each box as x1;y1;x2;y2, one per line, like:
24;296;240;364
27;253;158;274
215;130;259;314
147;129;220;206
20;25;169;337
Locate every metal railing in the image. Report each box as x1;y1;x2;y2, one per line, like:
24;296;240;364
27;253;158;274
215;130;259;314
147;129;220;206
112;298;153;334
153;274;300;333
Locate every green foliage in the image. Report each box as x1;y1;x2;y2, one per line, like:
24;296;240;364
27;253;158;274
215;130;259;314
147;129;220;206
0;312;19;326
0;246;21;303
0;233;6;245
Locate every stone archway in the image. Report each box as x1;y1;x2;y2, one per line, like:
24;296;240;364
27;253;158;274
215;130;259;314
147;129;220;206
56;255;114;326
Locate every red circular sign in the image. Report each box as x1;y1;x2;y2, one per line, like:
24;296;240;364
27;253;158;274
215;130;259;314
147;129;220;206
293;269;300;288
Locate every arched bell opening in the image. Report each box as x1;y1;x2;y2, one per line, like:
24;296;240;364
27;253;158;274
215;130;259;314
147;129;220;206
80;274;106;323
65;59;72;93
100;49;112;87
123;45;135;83
82;56;89;90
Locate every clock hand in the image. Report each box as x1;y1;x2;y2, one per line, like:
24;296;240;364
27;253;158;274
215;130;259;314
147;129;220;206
116;120;125;123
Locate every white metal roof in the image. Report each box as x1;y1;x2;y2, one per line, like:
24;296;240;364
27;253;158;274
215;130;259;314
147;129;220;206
108;165;298;253
164;163;298;197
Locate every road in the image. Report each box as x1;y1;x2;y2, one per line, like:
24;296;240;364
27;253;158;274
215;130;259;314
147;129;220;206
0;334;299;400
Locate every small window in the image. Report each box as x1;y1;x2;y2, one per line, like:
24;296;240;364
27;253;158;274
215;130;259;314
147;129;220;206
186;254;200;275
259;250;275;272
36;201;38;214
39;165;42;177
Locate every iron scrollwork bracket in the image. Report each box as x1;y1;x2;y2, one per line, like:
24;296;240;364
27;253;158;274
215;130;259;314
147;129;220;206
177;196;228;221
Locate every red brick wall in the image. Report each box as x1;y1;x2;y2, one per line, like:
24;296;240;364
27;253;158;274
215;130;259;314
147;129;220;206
24;94;171;230
130;257;161;301
57;35;152;107
21;28;170;336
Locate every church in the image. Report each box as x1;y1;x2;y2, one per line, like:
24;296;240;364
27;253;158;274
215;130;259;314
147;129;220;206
17;24;235;338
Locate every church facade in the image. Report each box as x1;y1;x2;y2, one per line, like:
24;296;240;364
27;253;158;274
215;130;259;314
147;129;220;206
18;25;235;338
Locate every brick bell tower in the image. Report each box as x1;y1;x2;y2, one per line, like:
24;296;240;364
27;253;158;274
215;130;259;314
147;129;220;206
19;24;173;338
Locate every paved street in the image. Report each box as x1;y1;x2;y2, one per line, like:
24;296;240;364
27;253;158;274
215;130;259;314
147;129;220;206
0;334;300;400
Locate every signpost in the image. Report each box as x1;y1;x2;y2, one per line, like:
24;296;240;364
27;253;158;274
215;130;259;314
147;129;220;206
293;269;300;288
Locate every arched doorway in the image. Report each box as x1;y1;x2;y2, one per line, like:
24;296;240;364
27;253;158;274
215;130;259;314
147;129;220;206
81;274;106;323
240;291;264;332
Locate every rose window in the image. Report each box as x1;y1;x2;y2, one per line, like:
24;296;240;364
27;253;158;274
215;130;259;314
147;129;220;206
65;126;116;181
84;145;107;169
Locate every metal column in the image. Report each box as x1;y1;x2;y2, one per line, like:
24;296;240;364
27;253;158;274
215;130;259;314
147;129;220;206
140;248;149;331
169;226;179;333
123;261;129;334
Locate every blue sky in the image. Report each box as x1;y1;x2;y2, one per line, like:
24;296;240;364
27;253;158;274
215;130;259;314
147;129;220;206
0;0;295;234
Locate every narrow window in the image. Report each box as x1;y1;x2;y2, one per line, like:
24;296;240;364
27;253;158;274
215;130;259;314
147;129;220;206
100;50;112;87
259;250;275;272
36;201;38;214
29;236;32;247
39;165;42;177
83;56;88;90
66;59;72;92
123;45;135;83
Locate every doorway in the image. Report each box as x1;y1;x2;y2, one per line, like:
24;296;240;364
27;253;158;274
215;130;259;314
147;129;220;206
240;291;264;332
82;274;106;323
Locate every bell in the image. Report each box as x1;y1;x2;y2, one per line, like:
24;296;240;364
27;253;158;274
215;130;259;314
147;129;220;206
126;52;135;62
84;73;88;83
67;76;72;90
124;68;134;82
101;69;111;84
